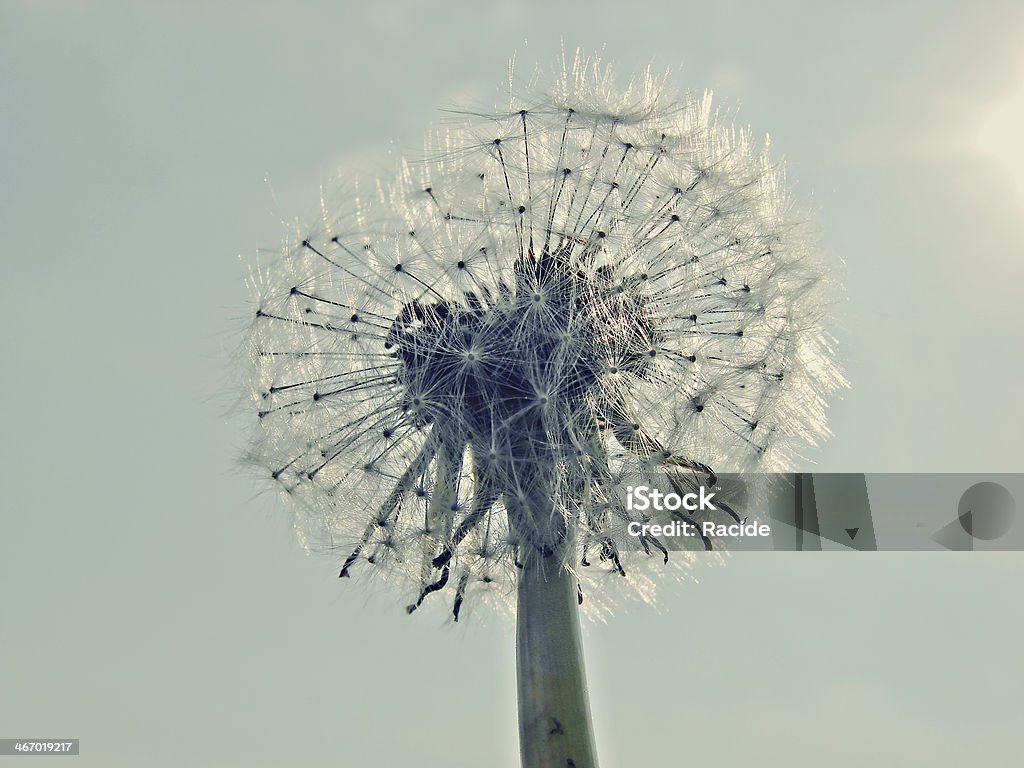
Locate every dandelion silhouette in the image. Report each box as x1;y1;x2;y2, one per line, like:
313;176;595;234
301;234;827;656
246;54;842;767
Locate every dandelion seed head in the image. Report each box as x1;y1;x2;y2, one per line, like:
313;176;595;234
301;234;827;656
245;53;844;620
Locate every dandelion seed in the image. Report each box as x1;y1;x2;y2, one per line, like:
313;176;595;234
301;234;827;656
245;52;843;768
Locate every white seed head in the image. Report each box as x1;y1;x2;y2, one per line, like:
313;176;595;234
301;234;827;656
245;54;844;621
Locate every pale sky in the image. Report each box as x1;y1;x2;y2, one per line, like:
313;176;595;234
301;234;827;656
1;1;1022;766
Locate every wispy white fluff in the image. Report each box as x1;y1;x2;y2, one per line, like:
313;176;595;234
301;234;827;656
244;53;845;621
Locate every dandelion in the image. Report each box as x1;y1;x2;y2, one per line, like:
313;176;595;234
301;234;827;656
246;53;842;767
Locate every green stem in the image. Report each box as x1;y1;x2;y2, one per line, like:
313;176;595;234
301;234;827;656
516;554;599;768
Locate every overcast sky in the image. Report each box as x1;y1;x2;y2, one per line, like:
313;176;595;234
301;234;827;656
2;2;1022;766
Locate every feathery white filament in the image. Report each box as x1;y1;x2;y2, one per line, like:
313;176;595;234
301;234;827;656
245;56;843;621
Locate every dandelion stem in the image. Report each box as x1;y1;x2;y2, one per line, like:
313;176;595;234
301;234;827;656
516;553;598;768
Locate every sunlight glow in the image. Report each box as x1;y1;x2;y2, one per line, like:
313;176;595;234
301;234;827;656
973;58;1024;206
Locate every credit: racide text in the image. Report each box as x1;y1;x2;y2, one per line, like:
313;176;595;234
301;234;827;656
624;485;772;540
